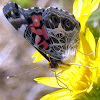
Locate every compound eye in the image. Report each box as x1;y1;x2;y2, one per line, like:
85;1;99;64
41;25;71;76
62;19;75;31
51;15;59;24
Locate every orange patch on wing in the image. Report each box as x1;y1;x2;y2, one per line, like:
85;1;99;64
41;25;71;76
29;23;34;27
39;41;48;50
36;29;43;35
42;26;49;40
32;15;40;27
29;24;36;33
38;15;42;21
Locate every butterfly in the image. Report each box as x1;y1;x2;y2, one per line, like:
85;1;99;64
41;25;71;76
3;2;80;68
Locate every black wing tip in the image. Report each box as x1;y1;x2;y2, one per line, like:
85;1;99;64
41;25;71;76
3;2;19;18
3;2;18;12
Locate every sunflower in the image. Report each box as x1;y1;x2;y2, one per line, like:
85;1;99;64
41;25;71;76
32;0;100;100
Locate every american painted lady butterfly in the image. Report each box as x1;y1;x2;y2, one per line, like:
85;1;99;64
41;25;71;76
3;2;80;68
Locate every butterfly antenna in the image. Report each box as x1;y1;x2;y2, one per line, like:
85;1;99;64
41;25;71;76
7;66;41;79
69;62;96;69
77;49;95;56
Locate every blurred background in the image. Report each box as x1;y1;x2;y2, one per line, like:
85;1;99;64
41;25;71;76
0;0;100;100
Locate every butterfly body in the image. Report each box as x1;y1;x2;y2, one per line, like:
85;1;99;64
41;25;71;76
3;2;80;68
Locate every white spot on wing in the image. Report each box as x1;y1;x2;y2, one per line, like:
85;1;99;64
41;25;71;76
18;24;28;36
34;19;38;22
24;8;28;10
31;7;34;9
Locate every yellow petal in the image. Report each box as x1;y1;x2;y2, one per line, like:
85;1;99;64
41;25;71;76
85;28;96;57
79;33;94;59
32;51;40;58
95;57;100;78
34;77;62;88
82;0;92;7
81;0;99;13
32;51;45;63
96;38;100;58
78;0;99;31
41;89;72;100
73;0;83;18
41;89;85;100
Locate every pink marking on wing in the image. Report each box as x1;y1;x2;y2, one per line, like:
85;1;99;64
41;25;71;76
36;29;43;35
42;26;49;40
38;15;42;21
29;23;34;27
32;15;40;27
39;41;49;50
29;24;36;33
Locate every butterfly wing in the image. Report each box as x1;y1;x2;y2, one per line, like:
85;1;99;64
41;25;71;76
3;2;80;68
